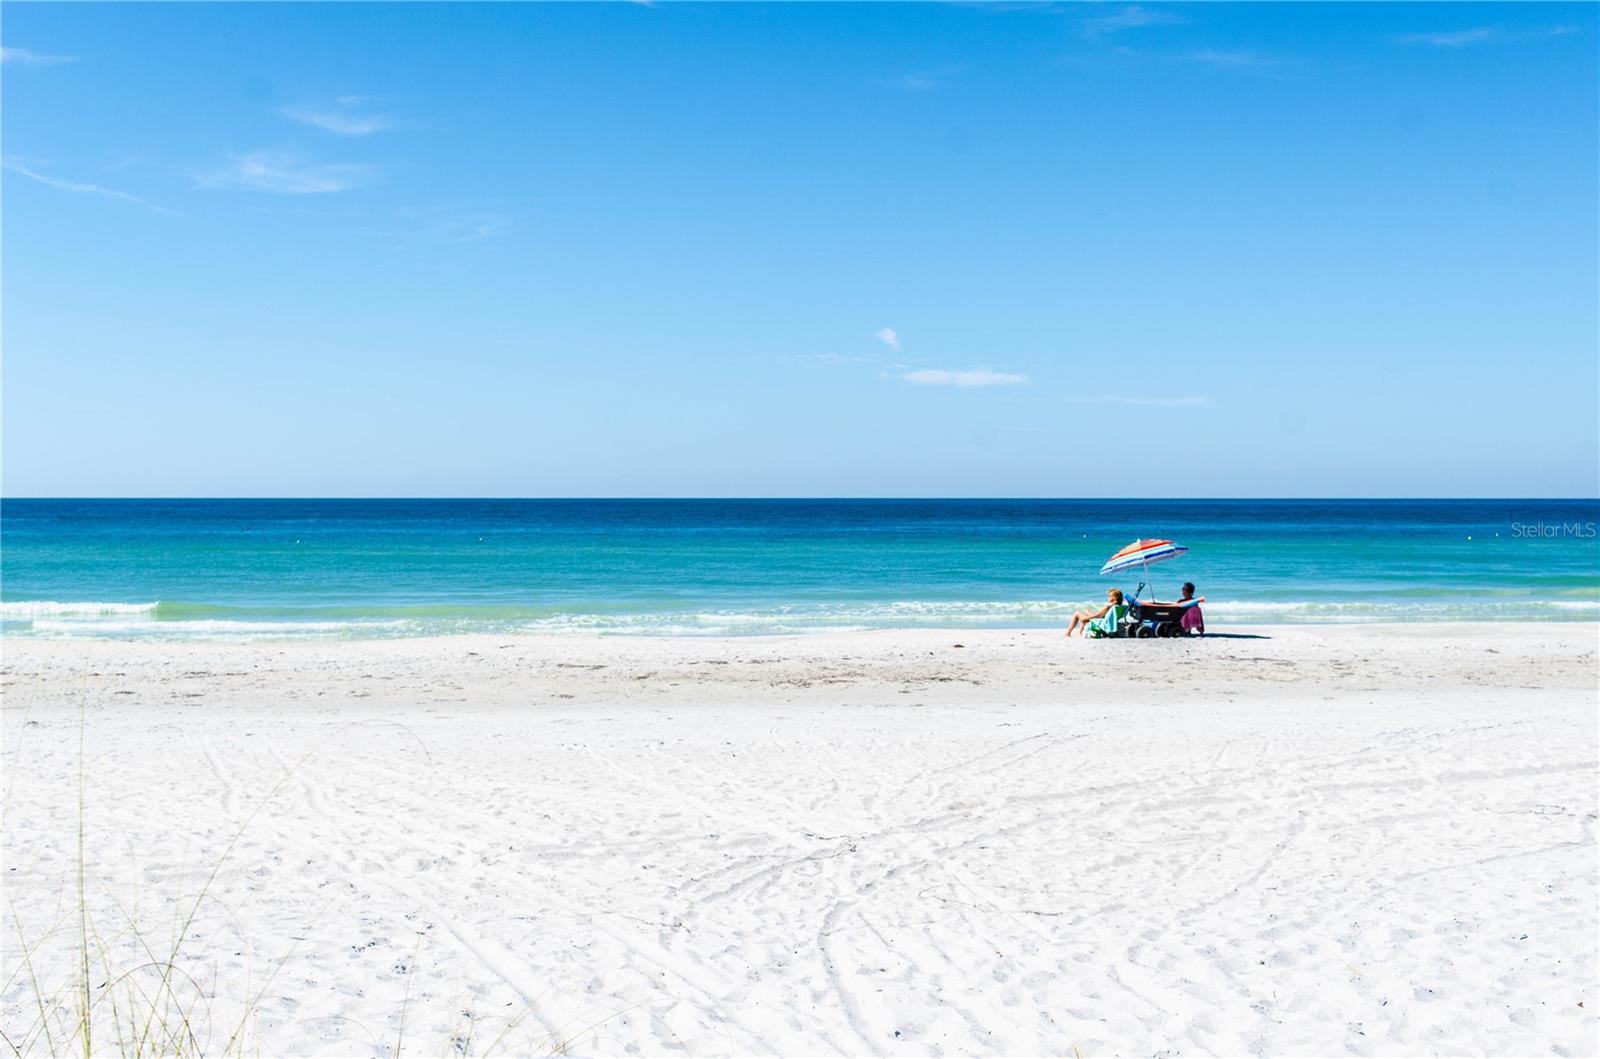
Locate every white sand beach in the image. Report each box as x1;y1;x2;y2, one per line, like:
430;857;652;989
3;624;1596;1057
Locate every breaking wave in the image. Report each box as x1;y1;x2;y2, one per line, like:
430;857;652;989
0;601;161;618
0;595;1595;640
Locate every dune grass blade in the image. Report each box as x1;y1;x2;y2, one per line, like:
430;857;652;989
76;705;91;1059
11;705;577;1058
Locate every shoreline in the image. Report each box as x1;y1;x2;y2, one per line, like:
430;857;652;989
4;613;1600;645
6;593;1599;641
5;617;1598;656
6;622;1599;706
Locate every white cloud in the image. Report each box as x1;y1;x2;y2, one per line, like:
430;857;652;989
791;352;883;366
1396;27;1496;47
875;328;902;352
432;211;513;243
403;199;531;244
946;1;1062;11
1081;5;1185;37
276;104;392;137
902;368;1029;388
1186;49;1278;68
199;150;377;194
879;73;938;91
3;157;174;214
1;46;78;66
1397;25;1580;47
874;63;971;91
1068;395;1211;407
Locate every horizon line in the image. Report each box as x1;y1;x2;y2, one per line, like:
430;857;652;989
4;496;1598;504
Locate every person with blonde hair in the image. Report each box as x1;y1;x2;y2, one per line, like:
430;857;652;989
1065;587;1128;638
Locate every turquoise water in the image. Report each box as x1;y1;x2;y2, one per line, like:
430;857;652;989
2;499;1596;638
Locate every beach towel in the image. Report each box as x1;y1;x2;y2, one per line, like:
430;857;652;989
1181;604;1205;634
1085;603;1129;638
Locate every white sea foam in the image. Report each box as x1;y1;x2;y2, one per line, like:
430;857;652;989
24;618;413;639
0;600;160;618
3;596;1594;638
506;598;1599;637
1202;599;1600;621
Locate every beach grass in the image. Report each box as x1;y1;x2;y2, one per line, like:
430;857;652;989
1;706;593;1059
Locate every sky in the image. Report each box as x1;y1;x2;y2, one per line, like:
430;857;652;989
2;2;1596;498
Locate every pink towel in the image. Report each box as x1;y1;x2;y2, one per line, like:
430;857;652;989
1181;605;1205;634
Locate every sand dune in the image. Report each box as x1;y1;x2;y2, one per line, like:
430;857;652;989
3;624;1596;1056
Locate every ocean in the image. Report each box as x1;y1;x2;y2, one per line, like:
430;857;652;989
1;499;1596;638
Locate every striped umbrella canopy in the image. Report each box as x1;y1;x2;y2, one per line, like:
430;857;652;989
1100;538;1187;576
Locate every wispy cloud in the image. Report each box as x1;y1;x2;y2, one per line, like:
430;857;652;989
276;102;393;137
882;73;937;91
1097;42;1292;74
3;157;174;214
875;328;902;352
198;150;377;194
431;210;513;243
1;46;78;66
402;200;528;244
873;64;969;91
947;1;1069;12
1066;394;1211;407
789;351;883;366
1395;27;1496;48
1080;5;1185;37
99;151;146;174
1395;25;1579;48
902;368;1029;388
1185;48;1280;69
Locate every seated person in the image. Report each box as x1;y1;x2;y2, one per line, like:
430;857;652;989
1134;582;1206;635
1175;581;1205;635
1065;588;1128;638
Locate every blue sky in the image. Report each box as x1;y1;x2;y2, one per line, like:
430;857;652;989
3;2;1595;497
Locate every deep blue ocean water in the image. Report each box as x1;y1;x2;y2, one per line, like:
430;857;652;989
2;499;1596;638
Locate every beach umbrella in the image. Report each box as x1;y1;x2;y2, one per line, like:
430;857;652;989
1100;538;1187;599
